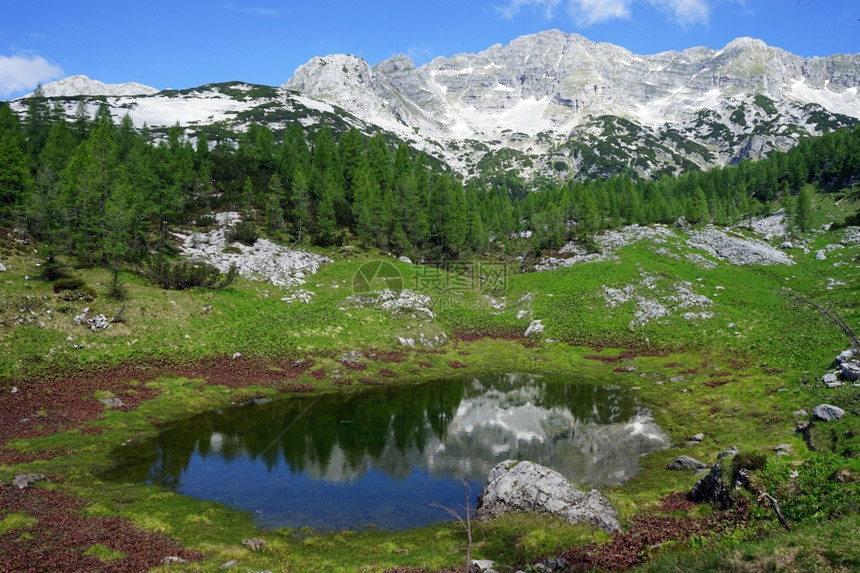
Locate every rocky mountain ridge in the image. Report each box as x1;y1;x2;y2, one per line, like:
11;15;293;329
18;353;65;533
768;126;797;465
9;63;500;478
33;75;160;97
285;30;859;178
13;30;860;181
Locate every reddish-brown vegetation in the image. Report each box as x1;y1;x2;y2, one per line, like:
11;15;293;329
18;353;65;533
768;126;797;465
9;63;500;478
277;382;315;393
558;494;750;571
0;356;313;464
363;349;407;363
0;484;204;572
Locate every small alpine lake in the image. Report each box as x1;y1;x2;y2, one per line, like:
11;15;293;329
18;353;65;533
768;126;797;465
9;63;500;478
104;373;670;531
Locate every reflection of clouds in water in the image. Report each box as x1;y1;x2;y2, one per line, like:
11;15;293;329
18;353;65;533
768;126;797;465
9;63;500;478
301;373;669;487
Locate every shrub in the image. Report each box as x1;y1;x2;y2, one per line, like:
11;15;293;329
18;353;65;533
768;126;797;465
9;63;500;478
52;278;86;293
141;256;238;290
758;453;857;522
53;277;97;301
733;451;768;473
195;214;216;228
225;221;258;246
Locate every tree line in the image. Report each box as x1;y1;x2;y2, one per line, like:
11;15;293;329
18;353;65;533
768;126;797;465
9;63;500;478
1;96;858;283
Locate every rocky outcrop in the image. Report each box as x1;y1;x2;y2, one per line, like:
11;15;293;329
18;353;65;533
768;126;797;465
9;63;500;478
687;461;734;509
173;212;331;287
475;460;621;533
813;404;845;422
667;455;707;471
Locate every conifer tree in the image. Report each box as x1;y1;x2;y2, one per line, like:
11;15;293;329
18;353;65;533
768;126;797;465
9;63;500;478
794;184;813;233
61;110;119;265
265;173;285;232
290;165;311;242
103;177;139;296
0;103;34;223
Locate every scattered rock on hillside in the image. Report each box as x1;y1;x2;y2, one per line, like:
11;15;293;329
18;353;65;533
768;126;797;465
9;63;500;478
813;404;845;422
281;288;315;304
241;538;267;551
602;270;713;328
687;461;734;509
667;455;707;471
348;289;435;319
835;349;856;365
837;361;860;382
749;210;786;238
101;397;125;408
174;212;330;287
524;319;544;337
13;473;46;489
469;559;497;572
687;228;793;266
74;308;110;331
475;460;620;533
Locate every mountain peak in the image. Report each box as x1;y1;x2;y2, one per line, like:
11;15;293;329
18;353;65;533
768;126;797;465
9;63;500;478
722;36;769;52
34;75;159;98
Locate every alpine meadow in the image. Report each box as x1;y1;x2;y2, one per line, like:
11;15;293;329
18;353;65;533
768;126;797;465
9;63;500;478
1;28;860;573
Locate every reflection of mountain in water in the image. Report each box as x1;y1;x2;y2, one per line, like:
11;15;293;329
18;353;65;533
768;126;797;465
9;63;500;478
104;373;669;491
369;374;668;486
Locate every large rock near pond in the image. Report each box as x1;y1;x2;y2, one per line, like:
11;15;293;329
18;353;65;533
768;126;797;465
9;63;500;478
475;460;620;533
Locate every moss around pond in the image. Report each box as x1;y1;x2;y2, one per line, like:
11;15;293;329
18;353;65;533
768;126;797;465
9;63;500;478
102;372;669;531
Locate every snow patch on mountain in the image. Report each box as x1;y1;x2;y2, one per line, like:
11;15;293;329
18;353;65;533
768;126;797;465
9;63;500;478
786;80;860;118
36;75;159;97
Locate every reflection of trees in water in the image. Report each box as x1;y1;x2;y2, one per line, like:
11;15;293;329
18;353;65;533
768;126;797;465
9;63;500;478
104;373;668;490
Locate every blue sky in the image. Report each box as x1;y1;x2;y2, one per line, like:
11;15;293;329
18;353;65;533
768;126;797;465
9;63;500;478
1;0;857;99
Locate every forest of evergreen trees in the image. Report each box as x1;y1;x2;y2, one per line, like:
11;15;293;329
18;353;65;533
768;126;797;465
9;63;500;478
1;96;858;284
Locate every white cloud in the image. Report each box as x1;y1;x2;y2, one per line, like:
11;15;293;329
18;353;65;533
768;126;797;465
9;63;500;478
647;0;710;26
496;0;714;26
496;0;561;20
568;0;633;25
0;54;63;98
222;3;282;17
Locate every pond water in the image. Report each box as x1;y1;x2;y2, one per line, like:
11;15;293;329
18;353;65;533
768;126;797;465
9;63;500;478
103;373;669;531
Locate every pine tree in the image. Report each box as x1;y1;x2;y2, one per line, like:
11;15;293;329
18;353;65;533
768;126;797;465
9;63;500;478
688;187;710;225
0;104;34;223
103;177;139;297
314;185;338;247
794;184;813;233
352;161;381;248
23;84;52;157
265;173;285;232
61;110;119;265
26;119;79;277
291;166;311;243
